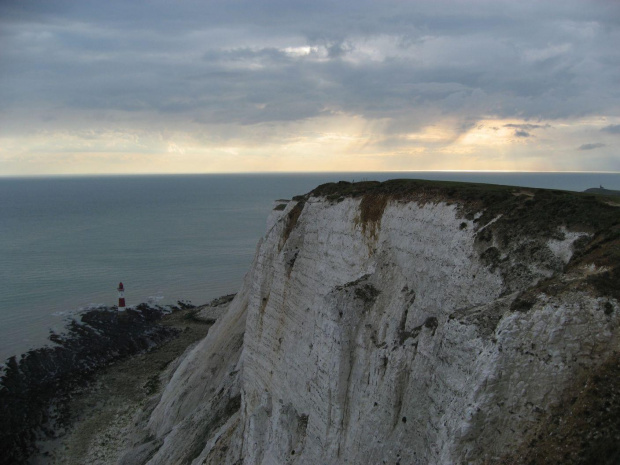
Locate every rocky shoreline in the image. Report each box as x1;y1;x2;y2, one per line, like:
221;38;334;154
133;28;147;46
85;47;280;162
0;296;234;465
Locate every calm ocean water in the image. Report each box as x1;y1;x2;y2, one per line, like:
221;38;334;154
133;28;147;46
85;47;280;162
1;172;619;362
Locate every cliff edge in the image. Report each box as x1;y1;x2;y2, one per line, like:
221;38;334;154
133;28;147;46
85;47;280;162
122;179;620;465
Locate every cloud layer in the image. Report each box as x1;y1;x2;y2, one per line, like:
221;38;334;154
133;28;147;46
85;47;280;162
1;0;619;174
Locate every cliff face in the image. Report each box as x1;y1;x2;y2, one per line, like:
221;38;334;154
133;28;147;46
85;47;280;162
123;181;620;465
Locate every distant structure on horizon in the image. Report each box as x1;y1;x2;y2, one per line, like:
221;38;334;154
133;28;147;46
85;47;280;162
118;282;126;311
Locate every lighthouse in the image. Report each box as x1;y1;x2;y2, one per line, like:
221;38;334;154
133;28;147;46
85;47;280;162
117;282;126;311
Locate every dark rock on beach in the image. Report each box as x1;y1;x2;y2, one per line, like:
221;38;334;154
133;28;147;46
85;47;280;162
0;305;178;465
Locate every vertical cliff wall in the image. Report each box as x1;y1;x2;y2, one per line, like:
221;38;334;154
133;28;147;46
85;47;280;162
123;180;620;465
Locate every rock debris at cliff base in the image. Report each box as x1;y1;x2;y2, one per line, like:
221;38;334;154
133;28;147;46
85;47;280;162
0;298;233;465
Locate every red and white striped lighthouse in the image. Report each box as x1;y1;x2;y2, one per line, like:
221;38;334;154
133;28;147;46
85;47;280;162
117;282;126;311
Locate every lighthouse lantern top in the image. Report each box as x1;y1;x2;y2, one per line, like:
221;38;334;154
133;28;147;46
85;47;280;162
118;282;124;291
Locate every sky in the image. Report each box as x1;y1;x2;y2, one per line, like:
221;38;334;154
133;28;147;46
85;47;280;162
0;0;619;175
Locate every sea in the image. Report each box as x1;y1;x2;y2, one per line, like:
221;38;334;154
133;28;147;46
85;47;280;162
1;172;619;363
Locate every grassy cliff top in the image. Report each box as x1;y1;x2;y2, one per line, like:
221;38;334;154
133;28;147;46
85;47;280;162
584;187;620;197
304;178;619;232
295;179;620;300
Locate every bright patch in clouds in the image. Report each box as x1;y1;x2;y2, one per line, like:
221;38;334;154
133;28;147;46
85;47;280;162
458;121;541;147
282;46;320;57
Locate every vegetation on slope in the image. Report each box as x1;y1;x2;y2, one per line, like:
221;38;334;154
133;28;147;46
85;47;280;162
306;179;620;300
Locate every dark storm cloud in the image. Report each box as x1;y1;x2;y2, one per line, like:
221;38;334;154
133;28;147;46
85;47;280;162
505;123;550;138
578;143;606;151
601;124;620;134
1;0;620;134
504;124;550;131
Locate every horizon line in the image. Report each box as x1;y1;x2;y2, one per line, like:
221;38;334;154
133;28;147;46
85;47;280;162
2;169;620;179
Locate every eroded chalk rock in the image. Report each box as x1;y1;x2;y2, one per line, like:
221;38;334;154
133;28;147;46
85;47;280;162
123;181;620;464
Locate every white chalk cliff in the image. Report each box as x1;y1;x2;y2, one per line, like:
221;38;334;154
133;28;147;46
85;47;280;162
121;181;620;465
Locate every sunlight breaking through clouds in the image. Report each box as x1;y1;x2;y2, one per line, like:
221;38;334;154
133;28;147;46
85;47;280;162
0;0;619;175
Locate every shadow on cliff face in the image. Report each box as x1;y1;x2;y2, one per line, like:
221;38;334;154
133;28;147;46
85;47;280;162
0;305;178;465
502;353;620;465
281;199;305;249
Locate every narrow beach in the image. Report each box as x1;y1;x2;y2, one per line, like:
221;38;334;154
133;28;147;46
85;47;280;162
28;297;233;465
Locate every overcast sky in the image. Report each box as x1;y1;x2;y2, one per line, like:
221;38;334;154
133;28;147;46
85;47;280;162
1;0;619;175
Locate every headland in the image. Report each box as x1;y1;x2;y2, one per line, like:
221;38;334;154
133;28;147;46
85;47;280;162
3;178;620;465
